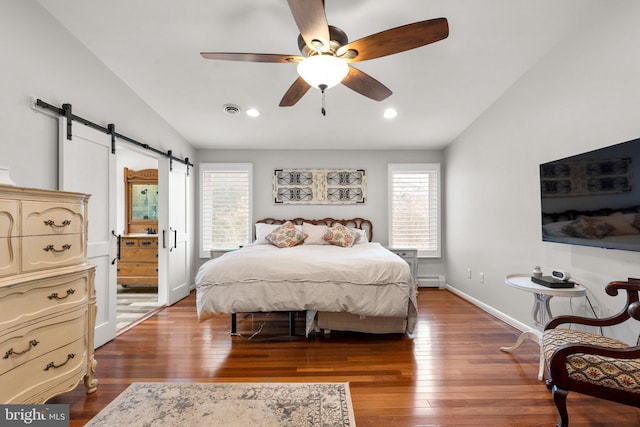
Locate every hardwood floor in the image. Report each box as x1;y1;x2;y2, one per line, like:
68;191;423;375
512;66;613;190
50;289;640;426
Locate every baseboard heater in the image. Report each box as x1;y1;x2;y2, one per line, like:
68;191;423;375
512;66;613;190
418;275;445;287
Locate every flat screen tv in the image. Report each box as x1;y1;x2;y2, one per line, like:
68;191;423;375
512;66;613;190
540;137;640;252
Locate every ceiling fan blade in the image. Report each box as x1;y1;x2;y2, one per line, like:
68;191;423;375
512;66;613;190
338;18;449;62
200;52;303;64
287;0;330;52
341;66;392;102
279;77;312;107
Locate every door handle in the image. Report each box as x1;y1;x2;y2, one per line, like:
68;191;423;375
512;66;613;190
111;230;121;265
169;227;177;252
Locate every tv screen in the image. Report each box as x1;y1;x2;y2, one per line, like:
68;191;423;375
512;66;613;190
540;137;640;252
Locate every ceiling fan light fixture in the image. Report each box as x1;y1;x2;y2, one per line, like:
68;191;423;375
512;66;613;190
297;55;348;90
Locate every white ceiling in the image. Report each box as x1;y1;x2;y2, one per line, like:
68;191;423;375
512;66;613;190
37;0;599;150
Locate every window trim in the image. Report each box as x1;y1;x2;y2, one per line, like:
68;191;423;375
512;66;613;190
388;163;441;258
199;163;253;258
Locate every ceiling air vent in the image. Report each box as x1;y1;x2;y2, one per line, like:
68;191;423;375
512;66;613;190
222;104;241;115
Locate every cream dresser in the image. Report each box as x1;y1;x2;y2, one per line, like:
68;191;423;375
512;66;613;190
0;184;97;403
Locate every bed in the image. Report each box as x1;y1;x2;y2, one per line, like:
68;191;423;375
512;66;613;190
195;218;417;336
542;207;640;251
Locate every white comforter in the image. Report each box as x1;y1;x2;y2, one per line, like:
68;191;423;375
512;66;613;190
195;242;416;333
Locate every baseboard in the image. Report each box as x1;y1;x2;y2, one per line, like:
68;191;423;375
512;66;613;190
444;283;537;335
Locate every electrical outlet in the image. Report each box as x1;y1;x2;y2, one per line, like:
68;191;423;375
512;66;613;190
479;272;485;284
467;268;472;279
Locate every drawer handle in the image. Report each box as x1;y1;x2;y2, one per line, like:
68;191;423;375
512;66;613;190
43;243;72;253
47;288;76;300
43;219;71;228
141;241;151;246
3;340;39;359
125;241;135;246
44;353;75;371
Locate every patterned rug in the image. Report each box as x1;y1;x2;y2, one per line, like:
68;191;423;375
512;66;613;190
85;382;356;427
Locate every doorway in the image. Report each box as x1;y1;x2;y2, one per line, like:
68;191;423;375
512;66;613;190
115;147;162;331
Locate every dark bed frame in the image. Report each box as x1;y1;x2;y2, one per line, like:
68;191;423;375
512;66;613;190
230;217;374;336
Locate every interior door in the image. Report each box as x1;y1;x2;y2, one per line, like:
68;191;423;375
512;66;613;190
58;117;117;348
158;159;190;306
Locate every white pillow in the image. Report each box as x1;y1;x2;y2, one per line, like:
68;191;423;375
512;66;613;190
254;222;302;244
349;227;368;244
302;223;330;245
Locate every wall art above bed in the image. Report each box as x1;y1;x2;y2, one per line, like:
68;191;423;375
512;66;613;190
273;169;366;204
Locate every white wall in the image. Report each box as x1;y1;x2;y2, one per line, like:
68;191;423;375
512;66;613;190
445;1;640;343
0;1;197;284
0;1;193;189
195;149;446;279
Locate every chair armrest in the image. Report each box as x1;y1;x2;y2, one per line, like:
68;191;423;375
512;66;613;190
545;314;625;330
546;278;640;330
606;278;640;297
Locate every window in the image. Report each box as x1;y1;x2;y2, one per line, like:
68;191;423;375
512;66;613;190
199;163;252;257
388;163;441;258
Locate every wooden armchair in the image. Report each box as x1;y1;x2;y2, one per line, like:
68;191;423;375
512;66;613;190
542;278;640;427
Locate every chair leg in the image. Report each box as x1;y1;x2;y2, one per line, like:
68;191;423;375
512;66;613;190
551;385;569;427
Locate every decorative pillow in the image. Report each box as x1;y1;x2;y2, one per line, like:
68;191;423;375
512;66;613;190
562;216;614;239
265;221;308;248
349;227;368;244
255;222;302;244
322;224;357;247
597;212;640;236
254;223;279;244
302;223;330;245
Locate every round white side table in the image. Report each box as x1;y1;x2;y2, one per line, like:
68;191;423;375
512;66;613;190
500;274;587;380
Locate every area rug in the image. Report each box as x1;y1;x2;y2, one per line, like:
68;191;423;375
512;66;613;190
85;382;356;427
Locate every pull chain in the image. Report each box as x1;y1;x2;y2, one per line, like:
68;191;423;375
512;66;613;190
319;84;327;116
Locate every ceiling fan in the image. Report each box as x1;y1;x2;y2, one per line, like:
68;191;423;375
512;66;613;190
201;0;449;114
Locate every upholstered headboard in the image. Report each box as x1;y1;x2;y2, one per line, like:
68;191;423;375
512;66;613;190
255;217;373;242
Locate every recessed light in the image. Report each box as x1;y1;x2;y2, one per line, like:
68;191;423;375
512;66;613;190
383;108;397;119
246;108;260;118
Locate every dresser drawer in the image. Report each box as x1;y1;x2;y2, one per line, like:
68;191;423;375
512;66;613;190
117;262;158;276
0;337;86;404
120;246;158;262
0;268;90;330
22;201;84;236
122;237;158;248
21;234;85;272
0;237;19;277
0;308;87;376
122;237;139;247
0;199;18;238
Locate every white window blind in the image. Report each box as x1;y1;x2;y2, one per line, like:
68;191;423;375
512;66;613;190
388;163;441;258
199;163;252;257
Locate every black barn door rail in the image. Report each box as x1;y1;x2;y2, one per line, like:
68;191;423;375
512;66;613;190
35;99;193;173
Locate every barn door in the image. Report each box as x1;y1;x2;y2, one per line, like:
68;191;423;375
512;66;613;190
158;159;190;305
58;116;117;348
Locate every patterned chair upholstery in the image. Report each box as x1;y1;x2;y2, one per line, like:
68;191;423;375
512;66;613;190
542;278;640;427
